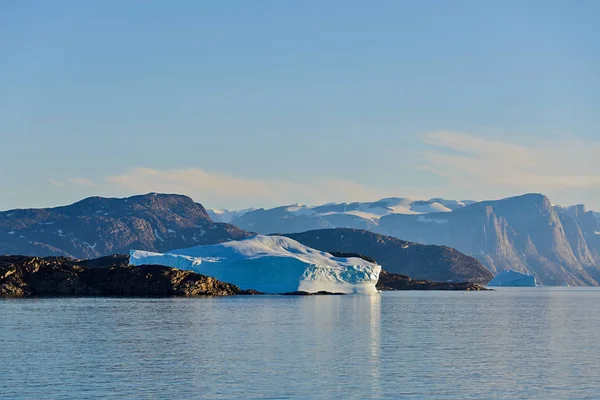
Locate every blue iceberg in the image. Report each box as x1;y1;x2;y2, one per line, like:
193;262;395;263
488;270;538;287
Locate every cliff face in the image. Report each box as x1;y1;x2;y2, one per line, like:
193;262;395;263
377;194;600;286
0;193;252;259
0;255;257;298
283;228;493;284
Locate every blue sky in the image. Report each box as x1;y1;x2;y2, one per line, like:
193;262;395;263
2;0;600;210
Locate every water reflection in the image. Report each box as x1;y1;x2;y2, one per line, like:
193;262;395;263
2;290;600;399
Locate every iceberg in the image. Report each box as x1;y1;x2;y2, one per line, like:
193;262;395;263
487;270;538;287
129;235;381;294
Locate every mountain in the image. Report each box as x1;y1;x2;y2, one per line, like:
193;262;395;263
5;192;599;286
377;194;600;286
227;197;474;233
282;228;493;284
130;235;381;294
0;193;252;259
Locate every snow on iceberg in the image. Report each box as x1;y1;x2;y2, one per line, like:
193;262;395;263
487;270;539;287
129;235;381;294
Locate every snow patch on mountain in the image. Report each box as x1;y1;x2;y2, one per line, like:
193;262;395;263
207;208;257;223
225;197;466;225
320;210;381;221
83;242;97;250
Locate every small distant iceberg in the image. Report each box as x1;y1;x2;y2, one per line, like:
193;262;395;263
487;270;538;287
130;235;381;294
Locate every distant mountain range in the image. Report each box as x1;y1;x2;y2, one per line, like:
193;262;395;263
222;197;476;233
215;194;600;286
3;192;600;285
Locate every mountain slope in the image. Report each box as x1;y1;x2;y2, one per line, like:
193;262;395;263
377;194;600;286
0;193;252;259
283;228;493;284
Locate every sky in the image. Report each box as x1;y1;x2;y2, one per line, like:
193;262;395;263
2;0;600;211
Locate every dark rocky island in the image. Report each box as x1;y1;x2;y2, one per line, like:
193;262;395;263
0;255;259;298
376;270;487;291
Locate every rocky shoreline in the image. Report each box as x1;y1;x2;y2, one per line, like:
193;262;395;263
1;255;487;298
0;255;260;298
376;270;488;291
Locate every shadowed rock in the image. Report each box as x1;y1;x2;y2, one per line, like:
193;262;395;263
0;255;260;298
283;229;493;284
376;270;488;291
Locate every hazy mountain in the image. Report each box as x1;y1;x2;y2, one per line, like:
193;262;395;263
283;228;493;284
227;197;473;234
0;193;252;259
377;194;600;286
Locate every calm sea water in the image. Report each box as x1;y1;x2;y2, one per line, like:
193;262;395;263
2;288;600;399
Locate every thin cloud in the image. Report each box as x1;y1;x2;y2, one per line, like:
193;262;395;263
39;132;600;211
47;179;65;188
68;178;97;187
421;131;600;204
105;167;393;208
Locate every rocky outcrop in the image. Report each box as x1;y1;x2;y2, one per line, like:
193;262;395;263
376;270;487;291
0;255;259;298
283;229;493;284
0;193;252;259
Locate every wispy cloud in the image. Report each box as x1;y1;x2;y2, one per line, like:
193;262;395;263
39;132;600;210
47;179;64;187
105;167;391;208
68;178;97;187
421;131;600;204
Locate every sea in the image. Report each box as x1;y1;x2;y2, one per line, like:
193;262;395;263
2;288;599;399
